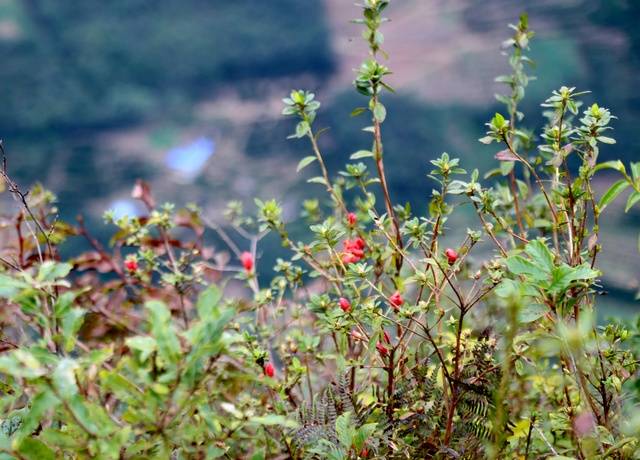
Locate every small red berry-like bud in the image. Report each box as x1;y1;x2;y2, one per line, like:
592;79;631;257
383;330;391;344
389;291;404;309
124;257;138;273
240;251;254;272
445;248;458;265
339;297;351;312
360;447;369;458
350;330;364;341
354;237;366;250
376;342;389;356
264;362;275;378
342;252;359;264
347;212;357;226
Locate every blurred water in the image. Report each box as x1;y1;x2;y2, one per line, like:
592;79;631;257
164;137;215;182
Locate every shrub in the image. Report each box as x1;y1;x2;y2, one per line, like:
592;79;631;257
0;1;639;459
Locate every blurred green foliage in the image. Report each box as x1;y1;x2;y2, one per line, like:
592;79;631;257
1;0;333;134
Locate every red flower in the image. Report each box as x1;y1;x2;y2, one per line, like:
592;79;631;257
376;342;389;356
264;362;275;378
240;251;254;272
389;291;404;310
347;212;357;226
339;297;351;312
383;330;391;344
360;447;369;458
342;238;366;264
445;248;458;265
124;258;138;273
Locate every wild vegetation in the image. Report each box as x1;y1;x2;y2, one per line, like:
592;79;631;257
0;1;640;459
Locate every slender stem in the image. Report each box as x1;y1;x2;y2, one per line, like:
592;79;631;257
372;94;403;273
308;130;348;215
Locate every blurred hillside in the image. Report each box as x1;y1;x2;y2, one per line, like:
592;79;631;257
1;0;639;313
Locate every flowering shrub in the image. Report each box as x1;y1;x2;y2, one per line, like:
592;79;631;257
0;2;640;459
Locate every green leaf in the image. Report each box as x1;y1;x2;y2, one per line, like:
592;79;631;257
630;162;640;182
505;256;546;282
145;301;181;365
248;415;298;429
196;285;222;319
16;438;55;460
549;264;599;294
307;176;327;185
625;191;640;212
372;103;386;123
60;308;85;352
0;350;47;379
519;304;547;323
53;291;77;318
37;262;72;282
125;336;157;363
295;121;310;138
353;423;377;451
524;239;555;273
335;413;355;449
0;274;27;299
296;155;317;172
593;160;626;174
207;446;226;459
14;391;59;443
599;179;629;210
597;136;616;144
350;150;374;160
52;359;79;399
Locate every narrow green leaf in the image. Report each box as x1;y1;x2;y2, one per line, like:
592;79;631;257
350;150;374;160
625;191;640;212
296;155;317;173
598;179;629;210
60;308;85;352
307;176;327;185
593;160;625;174
597;136;616;144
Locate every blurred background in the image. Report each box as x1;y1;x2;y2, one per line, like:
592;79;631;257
1;0;639;314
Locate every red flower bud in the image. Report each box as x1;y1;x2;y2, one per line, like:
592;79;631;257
347;212;357;226
350;330;364;341
264;362;275;378
376;342;389;356
383;330;391;344
240;251;254;272
360;447;369;458
342;252;359;264
124;258;138;273
389;291;404;309
339;297;351;312
445;248;458;265
341;238;366;264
